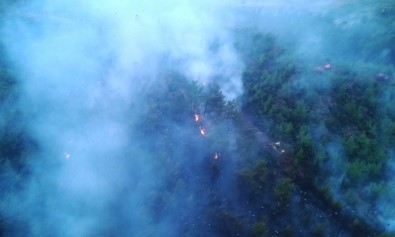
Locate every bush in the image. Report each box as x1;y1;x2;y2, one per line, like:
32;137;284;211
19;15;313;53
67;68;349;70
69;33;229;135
274;178;294;206
251;219;266;237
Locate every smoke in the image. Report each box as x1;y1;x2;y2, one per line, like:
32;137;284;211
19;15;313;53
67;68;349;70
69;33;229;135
0;0;244;236
2;0;395;235
4;0;243;98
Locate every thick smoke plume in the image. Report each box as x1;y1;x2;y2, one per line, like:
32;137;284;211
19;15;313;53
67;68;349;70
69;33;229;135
1;1;243;236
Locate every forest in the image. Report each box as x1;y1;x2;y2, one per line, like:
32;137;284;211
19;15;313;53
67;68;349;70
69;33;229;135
1;1;395;237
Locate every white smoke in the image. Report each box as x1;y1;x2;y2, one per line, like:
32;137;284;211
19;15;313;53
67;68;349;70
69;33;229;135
1;0;243;236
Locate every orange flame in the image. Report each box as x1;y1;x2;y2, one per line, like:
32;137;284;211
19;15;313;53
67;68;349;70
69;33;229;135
194;114;200;123
199;126;206;136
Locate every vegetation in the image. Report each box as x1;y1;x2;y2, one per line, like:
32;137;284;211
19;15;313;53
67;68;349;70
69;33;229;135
1;2;395;237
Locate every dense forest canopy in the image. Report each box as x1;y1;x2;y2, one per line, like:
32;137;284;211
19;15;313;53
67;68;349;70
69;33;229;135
1;1;395;236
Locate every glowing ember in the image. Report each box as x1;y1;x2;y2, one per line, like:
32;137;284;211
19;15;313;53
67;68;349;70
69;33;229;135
214;153;219;160
199;126;206;136
64;152;71;160
194;114;200;122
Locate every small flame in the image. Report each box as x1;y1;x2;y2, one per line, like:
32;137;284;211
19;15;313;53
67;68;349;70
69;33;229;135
194;114;200;122
214;153;219;160
64;152;71;160
199;126;206;136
